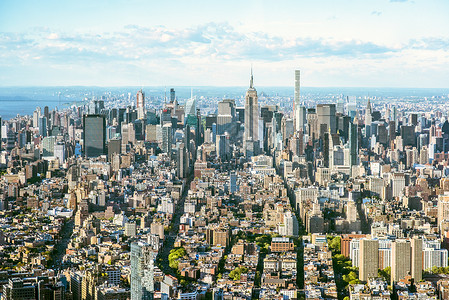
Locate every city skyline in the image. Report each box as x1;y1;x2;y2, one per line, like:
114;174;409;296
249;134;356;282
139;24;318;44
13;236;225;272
1;0;449;88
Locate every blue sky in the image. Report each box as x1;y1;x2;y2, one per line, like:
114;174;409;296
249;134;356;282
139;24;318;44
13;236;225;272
0;0;448;87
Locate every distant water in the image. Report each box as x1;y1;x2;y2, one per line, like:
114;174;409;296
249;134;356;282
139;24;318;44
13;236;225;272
0;86;448;120
0;99;76;120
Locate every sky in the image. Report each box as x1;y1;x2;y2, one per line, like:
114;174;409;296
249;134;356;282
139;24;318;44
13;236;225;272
0;0;448;88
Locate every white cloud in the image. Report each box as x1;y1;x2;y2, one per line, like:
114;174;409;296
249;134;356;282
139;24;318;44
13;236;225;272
0;22;448;87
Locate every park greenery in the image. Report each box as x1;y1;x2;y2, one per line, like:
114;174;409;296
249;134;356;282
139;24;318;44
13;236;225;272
327;235;361;298
378;266;391;283
229;266;248;281
425;266;449;275
168;247;186;270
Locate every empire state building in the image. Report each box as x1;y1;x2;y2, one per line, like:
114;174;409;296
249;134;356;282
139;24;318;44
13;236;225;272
244;69;259;157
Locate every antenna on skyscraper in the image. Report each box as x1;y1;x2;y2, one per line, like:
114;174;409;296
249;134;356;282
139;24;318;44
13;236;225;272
250;64;254;88
164;86;167;104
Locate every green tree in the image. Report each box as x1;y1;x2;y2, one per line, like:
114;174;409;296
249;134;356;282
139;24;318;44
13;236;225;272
378;267;391;282
168;247;186;270
327;236;341;254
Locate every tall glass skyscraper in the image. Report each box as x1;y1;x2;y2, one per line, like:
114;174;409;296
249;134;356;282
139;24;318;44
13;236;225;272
83;114;106;158
130;241;155;300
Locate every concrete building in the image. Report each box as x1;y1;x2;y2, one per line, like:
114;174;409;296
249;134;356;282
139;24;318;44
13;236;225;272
391;239;411;284
359;239;379;282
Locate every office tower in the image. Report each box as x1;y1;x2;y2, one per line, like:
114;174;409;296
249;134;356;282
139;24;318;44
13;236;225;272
127;122;136;144
108;138;121;161
2;279;36;300
307;108;318;141
411;238;423;282
401;125;416;147
134;119;145;141
39;116;47;137
146;125;158;142
346;96;357;119
409;113;418;126
438;194;449;231
336;98;345;114
162;123;172;155
271;112;283;150
216;134;229;161
176;143;187;178
83;114;106;158
107;125;117;141
230;171;238;193
377;123;388;145
297;106;306;133
185;95;196;118
365;98;372;130
44;106;49;120
146;110;158;125
389;121;396;143
33;108;40;128
391;239;411;284
290;133;304;157
137;89;145;120
283;211;299;236
217;99;236;136
347;199;357;223
121;123;129;152
42;136;56;157
323;130;330;168
293;69;303;132
130;241;155;300
317;104;336;137
359;239;379;281
236;107;245;123
349;123;358;166
170;88;175;103
281;117;294;145
244;69;259;156
196;108;202;148
391;173;405;198
52;143;64;165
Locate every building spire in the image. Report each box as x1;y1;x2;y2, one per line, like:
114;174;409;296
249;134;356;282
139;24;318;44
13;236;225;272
250;66;254;88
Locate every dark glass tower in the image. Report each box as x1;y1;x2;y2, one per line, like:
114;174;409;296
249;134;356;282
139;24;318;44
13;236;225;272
83;114;106;158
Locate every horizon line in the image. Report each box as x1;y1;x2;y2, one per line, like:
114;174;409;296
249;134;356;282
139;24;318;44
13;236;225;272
0;85;449;90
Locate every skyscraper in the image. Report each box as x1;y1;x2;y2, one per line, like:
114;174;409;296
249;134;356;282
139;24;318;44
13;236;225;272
294;69;306;132
317;104;336;137
411;237;423;282
83;114;106;158
162;123;172;155
359;239;379;281
391;239;411;284
176;143;187;178
217;99;236;136
349;123;358;167
185;94;197;118
137;89;145;120
39;116;47;137
170;88;175;103
130;241;155;300
244;68;259;156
